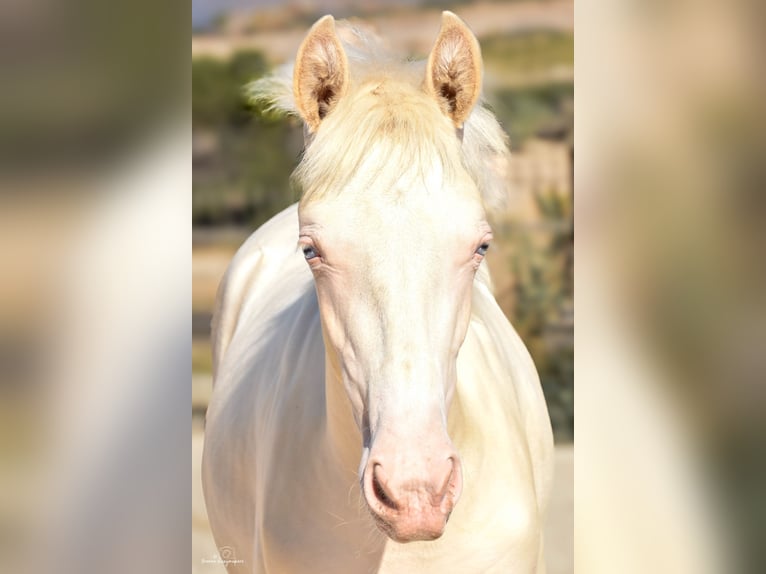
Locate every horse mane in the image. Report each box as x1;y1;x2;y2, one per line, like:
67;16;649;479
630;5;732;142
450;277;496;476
248;20;510;214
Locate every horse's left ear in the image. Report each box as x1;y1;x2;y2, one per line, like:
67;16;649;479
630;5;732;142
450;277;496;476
425;11;482;128
293;15;349;133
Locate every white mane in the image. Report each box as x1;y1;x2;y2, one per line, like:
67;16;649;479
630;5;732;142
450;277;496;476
248;20;510;213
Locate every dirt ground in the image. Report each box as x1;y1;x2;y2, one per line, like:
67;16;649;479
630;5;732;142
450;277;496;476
192;426;573;573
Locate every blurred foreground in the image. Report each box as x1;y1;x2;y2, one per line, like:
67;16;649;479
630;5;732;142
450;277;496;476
577;0;766;572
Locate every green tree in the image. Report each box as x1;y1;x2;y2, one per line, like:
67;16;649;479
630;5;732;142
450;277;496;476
193;50;300;228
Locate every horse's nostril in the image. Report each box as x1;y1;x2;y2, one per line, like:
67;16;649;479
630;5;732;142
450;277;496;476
438;459;455;497
372;465;398;510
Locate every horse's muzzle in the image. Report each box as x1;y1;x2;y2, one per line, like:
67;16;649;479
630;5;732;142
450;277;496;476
362;448;463;543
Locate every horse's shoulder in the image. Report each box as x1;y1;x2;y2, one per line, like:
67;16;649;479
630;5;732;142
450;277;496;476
212;204;305;378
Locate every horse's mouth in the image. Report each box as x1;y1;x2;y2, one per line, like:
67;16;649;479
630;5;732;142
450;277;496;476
365;502;449;543
369;510;396;538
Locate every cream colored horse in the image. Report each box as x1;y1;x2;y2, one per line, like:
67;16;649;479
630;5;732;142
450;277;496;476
202;12;553;574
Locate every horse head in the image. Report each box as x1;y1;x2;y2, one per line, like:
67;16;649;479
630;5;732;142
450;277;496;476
291;13;492;543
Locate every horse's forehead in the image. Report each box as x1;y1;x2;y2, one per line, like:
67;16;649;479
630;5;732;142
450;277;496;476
302;184;483;230
308;210;466;261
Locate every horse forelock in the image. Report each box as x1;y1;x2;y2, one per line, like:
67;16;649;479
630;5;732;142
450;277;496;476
247;20;510;214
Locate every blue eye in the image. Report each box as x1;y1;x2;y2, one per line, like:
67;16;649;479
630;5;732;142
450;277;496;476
303;246;319;260
476;243;490;256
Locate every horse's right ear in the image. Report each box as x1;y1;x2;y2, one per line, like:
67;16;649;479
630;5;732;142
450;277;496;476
425;11;482;128
293;15;349;133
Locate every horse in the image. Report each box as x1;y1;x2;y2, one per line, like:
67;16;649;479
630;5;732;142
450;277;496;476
202;12;554;573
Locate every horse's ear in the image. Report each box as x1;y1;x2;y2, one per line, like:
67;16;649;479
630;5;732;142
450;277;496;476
425;11;482;128
293;15;349;133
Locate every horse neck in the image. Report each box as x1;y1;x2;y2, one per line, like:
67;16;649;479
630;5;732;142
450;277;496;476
322;342;364;474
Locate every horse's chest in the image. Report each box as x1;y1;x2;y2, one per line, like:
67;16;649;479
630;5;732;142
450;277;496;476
256;463;541;574
259;492;385;574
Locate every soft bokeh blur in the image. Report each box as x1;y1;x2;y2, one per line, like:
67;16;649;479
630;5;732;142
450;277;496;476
577;0;765;572
0;0;189;573
192;1;574;571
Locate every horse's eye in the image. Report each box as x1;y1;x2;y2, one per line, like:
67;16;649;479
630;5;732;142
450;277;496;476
476;243;490;256
303;246;319;260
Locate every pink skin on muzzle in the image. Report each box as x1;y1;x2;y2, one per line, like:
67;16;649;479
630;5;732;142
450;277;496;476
361;436;463;542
